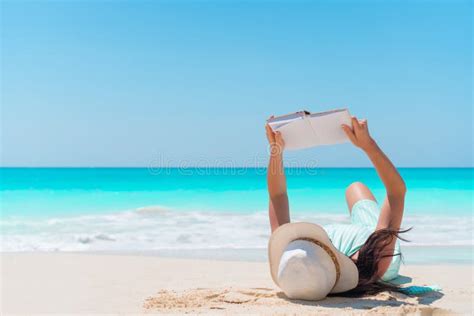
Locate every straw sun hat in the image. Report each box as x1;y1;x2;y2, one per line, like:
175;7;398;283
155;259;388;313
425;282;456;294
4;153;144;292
268;222;359;300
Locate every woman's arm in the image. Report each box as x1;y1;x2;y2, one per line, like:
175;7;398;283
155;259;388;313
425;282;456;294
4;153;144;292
266;124;290;232
342;117;406;230
342;117;406;277
364;143;406;231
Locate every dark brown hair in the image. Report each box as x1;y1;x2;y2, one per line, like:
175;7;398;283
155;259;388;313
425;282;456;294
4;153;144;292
337;227;411;297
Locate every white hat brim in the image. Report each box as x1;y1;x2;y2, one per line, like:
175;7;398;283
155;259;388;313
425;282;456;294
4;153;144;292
268;222;358;294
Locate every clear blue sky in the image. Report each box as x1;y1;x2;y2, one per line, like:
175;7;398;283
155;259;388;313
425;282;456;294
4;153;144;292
1;0;472;167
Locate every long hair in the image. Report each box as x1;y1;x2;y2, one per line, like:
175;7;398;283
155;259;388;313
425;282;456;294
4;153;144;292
337;227;411;297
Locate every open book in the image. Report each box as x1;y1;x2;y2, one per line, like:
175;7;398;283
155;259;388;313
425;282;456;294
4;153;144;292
267;108;352;150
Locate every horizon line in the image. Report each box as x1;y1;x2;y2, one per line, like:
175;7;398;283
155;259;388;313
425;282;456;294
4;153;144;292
1;166;473;169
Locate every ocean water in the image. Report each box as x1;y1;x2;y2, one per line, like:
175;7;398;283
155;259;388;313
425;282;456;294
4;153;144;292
1;168;472;264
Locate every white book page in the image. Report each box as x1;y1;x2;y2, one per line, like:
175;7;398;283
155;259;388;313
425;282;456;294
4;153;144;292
267;112;305;130
308;109;352;146
270;117;318;150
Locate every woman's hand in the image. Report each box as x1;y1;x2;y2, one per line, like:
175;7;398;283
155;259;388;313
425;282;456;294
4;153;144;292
341;116;376;152
265;121;285;155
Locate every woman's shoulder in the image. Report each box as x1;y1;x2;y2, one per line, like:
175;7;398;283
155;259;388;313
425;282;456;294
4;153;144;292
323;223;369;233
323;223;372;256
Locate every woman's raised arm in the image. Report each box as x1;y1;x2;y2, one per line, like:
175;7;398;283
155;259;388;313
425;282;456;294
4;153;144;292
342;117;406;231
266;124;290;232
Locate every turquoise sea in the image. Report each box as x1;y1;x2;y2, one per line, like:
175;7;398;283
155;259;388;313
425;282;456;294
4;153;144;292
1;168;472;264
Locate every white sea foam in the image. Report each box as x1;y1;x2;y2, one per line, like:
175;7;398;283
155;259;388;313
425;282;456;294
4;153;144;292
1;207;472;252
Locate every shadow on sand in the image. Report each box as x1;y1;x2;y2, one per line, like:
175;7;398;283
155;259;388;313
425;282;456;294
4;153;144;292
417;291;444;305
276;288;444;310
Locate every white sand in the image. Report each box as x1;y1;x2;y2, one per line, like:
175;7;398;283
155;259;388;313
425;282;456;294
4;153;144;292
1;253;472;315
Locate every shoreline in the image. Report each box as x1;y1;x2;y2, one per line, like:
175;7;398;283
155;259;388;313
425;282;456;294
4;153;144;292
3;244;472;264
1;253;472;315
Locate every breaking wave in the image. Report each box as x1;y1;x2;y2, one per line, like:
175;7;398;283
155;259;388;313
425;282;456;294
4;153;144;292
1;206;472;252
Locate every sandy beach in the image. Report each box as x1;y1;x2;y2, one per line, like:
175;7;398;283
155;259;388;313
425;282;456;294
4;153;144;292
1;253;472;315
2;0;472;314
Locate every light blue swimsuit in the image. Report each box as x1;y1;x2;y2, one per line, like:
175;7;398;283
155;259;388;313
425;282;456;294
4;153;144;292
323;199;401;281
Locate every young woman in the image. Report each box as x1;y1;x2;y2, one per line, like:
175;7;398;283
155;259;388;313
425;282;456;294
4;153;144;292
265;116;408;295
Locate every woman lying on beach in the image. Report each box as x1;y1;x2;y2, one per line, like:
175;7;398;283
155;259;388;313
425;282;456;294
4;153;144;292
265;116;408;299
